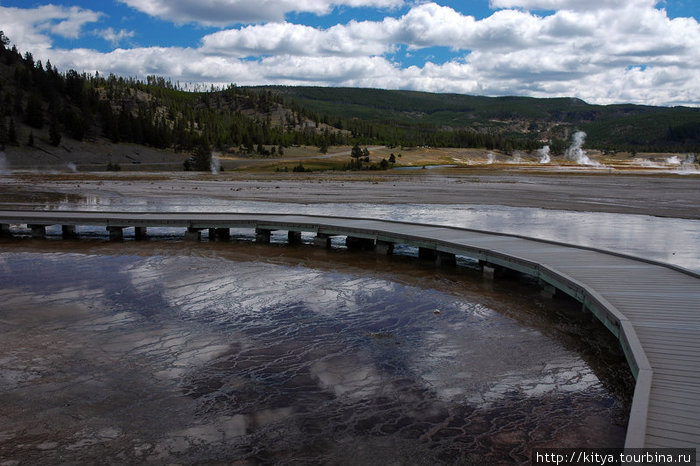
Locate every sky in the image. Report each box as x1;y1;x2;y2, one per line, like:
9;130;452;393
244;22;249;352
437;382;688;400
1;0;698;106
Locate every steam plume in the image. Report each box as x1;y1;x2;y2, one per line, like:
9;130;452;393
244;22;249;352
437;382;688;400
565;131;600;166
210;152;221;174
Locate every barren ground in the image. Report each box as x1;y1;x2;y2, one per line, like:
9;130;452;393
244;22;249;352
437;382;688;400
2;170;698;219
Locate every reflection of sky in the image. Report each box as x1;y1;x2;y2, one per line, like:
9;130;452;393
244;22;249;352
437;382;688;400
1;250;607;406
121;254;604;405
49;196;700;272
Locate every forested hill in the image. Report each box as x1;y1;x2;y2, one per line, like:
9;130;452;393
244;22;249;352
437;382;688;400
262;86;700;153
1;30;698;157
0;32;347;159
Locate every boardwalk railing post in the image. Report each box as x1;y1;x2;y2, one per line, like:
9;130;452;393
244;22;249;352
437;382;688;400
538;279;556;298
346;236;375;251
375;240;394;255
62;225;77;238
207;228;230;241
418;247;437;260
314;233;331;248
216;228;230;240
436;252;456;266
480;260;496;279
1;224;10;236
288;230;302;245
135;226;148;240
185;227;201;241
255;228;272;243
28;224;46;238
107;226;123;240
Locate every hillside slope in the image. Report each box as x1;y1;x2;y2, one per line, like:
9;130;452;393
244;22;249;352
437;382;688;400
262;86;700;152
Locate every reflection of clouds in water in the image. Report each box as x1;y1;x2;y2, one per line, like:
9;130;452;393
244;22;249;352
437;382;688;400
128;254;606;407
311;356;382;399
126;257;320;315
408;310;603;406
124;256;400;321
0;248;627;461
468;358;600;406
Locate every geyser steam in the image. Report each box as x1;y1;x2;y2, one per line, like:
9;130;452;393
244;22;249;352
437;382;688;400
210;152;221;174
538;145;551;164
565;131;599;166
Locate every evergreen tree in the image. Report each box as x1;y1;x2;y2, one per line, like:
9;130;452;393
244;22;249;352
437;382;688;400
350;143;364;169
49;117;62;146
24;93;43;129
0;116;7;147
8;118;17;144
192;139;211;171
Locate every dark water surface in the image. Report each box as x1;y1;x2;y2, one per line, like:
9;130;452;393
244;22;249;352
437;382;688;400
0;239;631;464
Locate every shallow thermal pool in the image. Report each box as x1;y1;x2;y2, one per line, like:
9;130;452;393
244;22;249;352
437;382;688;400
6;190;696;272
0;239;631;464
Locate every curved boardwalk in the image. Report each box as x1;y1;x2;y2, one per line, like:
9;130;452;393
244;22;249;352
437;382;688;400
1;210;699;451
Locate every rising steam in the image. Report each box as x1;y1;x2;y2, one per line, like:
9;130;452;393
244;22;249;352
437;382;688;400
538;145;551;164
565;131;600;167
210;152;221;174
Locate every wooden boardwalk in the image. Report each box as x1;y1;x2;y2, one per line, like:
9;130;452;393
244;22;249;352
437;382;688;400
1;210;699;451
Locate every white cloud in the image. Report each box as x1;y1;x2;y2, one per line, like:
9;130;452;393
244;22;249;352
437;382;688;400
95;27;135;47
117;0;404;26
0;5;102;60
489;0;655;11
201;22;392;57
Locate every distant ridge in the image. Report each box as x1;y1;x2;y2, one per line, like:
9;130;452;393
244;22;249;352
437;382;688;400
257;86;700;153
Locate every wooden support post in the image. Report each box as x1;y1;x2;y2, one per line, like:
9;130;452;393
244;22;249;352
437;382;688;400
216;228;230;240
538;279;556;299
255;228;271;243
480;260;496;279
134;226;148;240
28;224;46;238
540;284;556;299
288;230;302;245
375;240;394;255
346;236;375;250
436;252;456;267
209;228;229;241
107;226;123;241
1;223;11;236
62;225;77;238
418;247;437;261
314;233;331;248
184;227;201;241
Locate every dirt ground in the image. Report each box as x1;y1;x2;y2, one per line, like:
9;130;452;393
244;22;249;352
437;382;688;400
2;169;698;219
